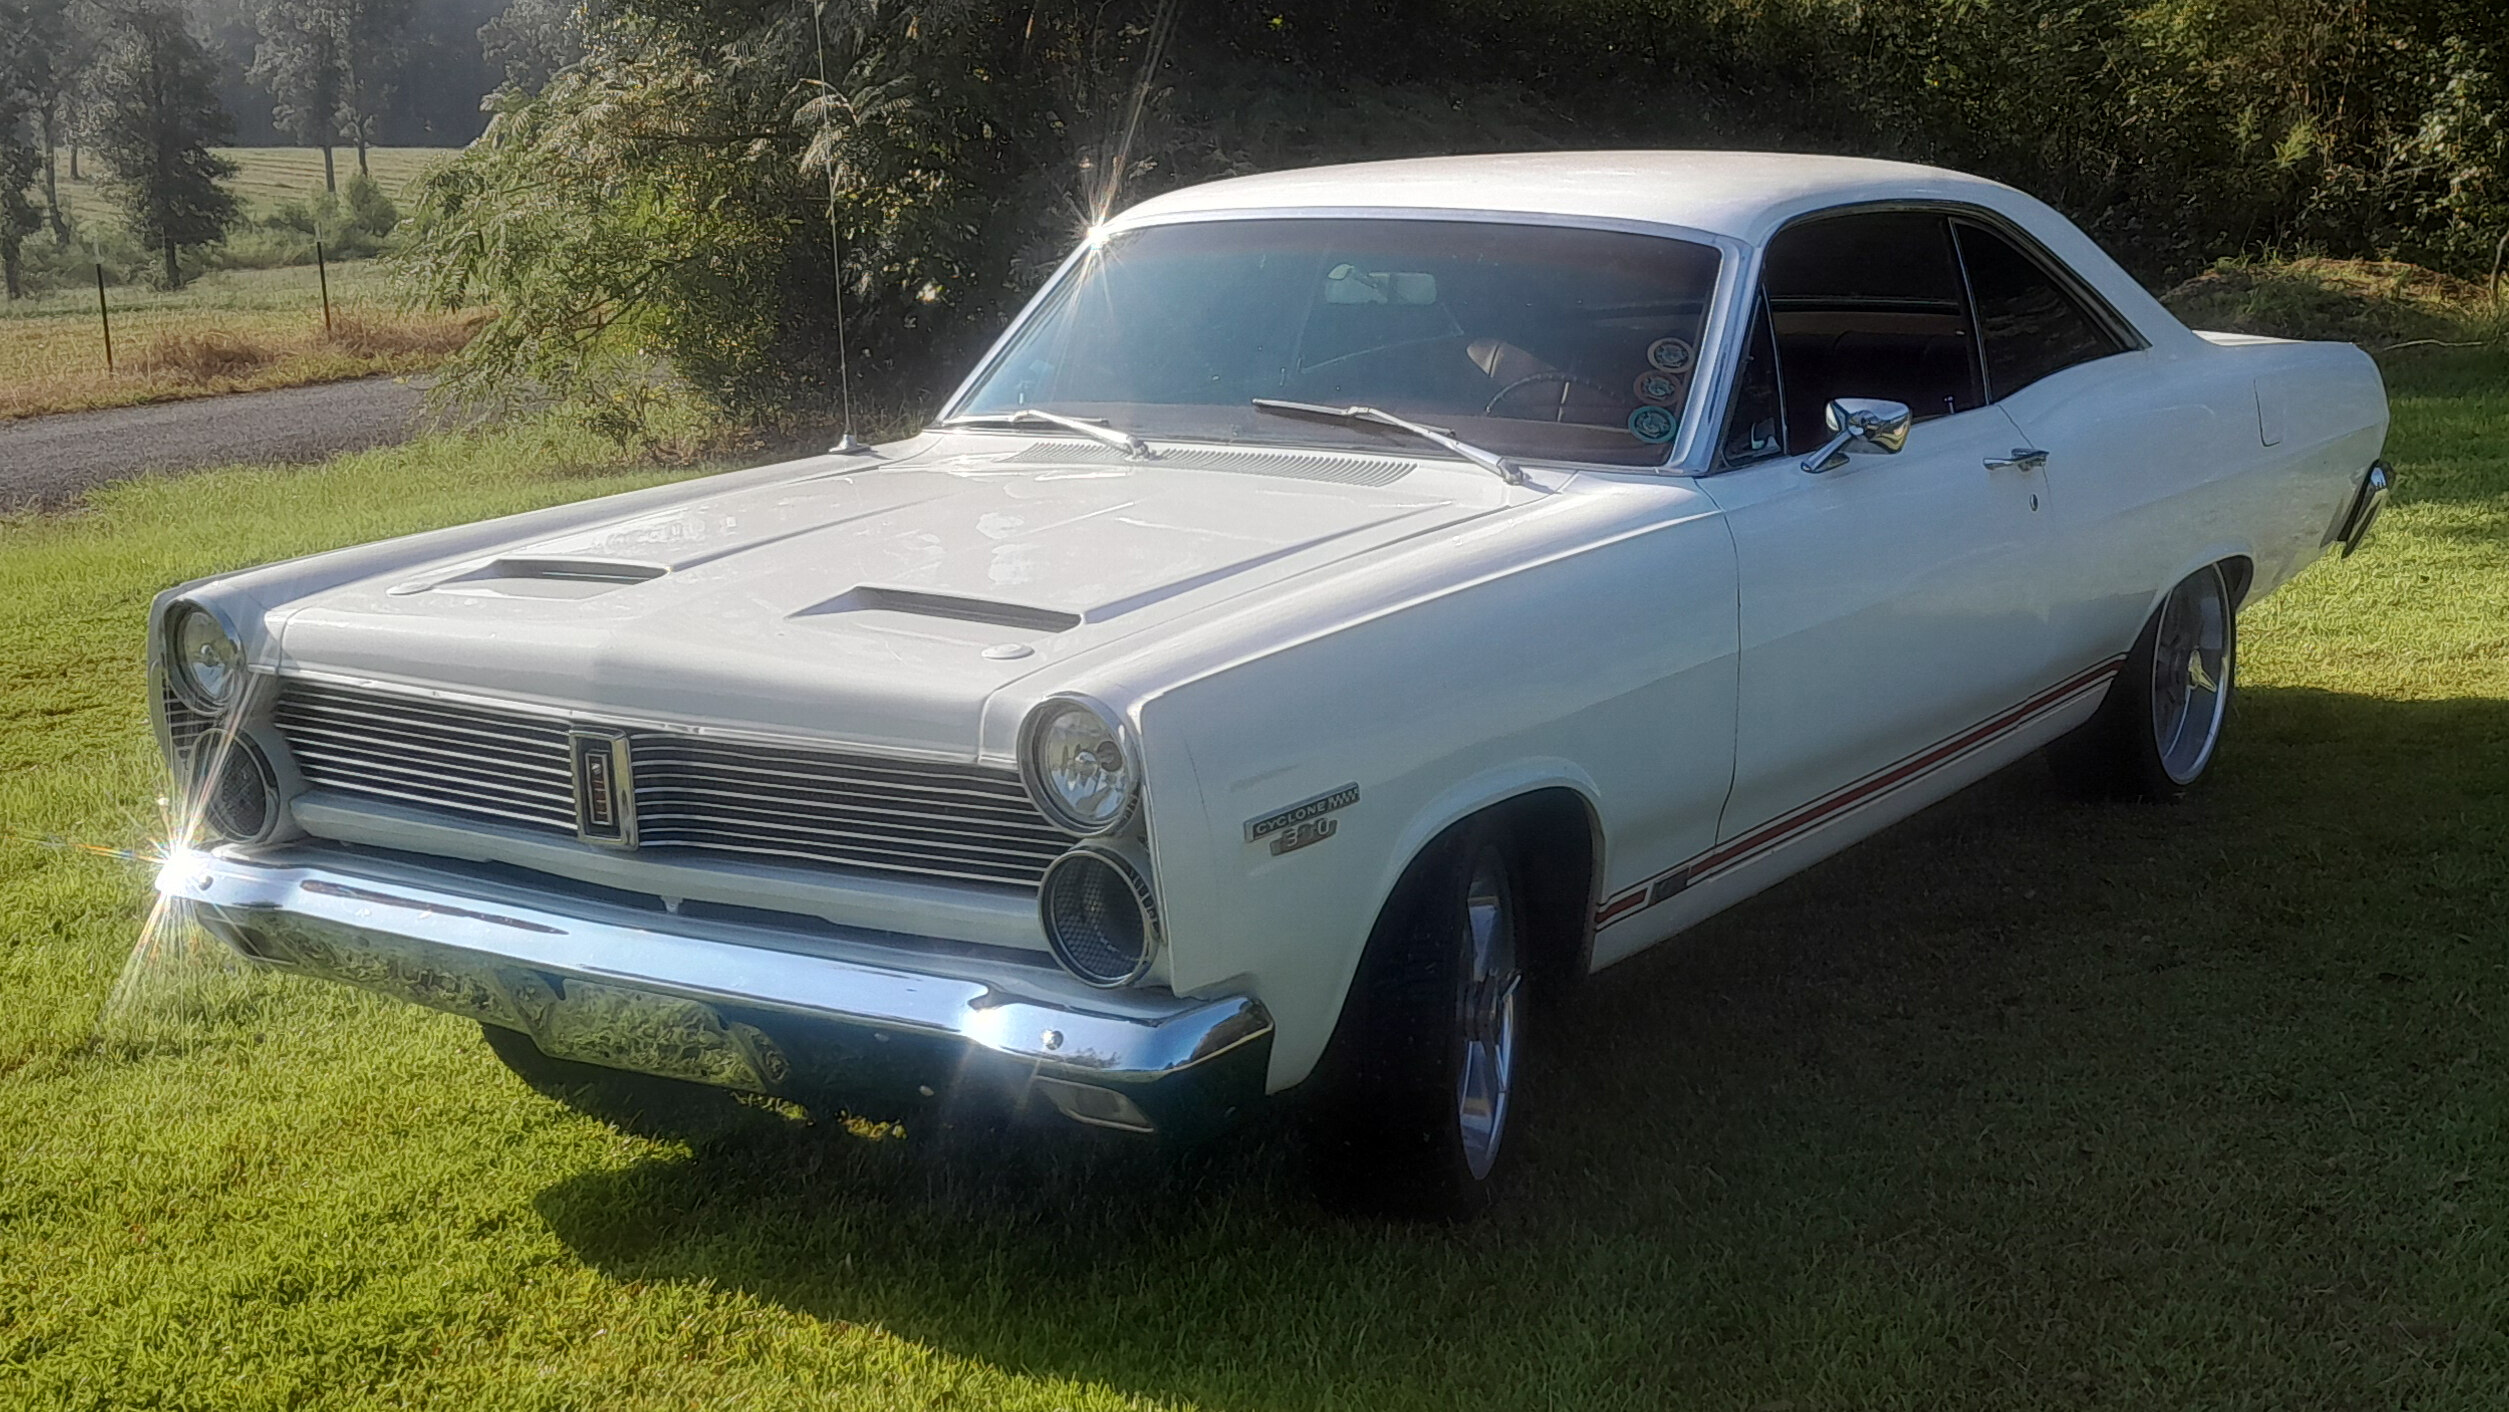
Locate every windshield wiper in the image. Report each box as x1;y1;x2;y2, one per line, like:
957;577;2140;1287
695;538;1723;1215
1250;399;1527;486
937;408;1157;460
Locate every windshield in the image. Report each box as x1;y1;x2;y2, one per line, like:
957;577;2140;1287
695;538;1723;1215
952;218;1724;468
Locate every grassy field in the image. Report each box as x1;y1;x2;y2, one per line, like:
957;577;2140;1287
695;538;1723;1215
0;262;471;420
0;351;2504;1408
45;146;452;230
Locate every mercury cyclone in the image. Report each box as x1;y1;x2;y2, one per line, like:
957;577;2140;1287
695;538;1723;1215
153;152;2392;1215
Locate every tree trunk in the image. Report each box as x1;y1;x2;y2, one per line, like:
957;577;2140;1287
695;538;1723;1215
323;144;336;193
40;106;67;239
67;141;79;181
355;127;369;175
3;247;22;301
163;240;180;290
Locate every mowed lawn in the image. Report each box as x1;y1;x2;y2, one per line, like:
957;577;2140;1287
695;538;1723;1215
46;146;450;229
1;355;2504;1408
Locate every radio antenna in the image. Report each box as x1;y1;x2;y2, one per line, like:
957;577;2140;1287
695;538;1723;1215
814;0;867;455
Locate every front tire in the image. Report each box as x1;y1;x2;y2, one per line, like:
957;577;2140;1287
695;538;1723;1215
1309;822;1526;1219
2049;563;2238;802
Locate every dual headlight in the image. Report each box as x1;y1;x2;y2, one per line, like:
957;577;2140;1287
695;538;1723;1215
1021;697;1160;987
164;601;279;845
168;602;245;713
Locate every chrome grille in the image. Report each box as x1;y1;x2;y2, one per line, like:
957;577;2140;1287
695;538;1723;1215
272;680;1071;889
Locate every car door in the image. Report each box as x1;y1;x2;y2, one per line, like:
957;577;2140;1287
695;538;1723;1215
1697;209;2059;865
1945;217;2222;675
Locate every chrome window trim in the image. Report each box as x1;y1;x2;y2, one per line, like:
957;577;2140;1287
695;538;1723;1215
1703;198;2151;475
935;206;1753;477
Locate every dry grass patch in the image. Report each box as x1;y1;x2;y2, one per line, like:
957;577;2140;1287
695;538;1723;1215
0;266;477;420
321;310;484;360
131;330;280;382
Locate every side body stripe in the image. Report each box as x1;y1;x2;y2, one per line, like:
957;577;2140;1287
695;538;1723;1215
1594;655;2127;929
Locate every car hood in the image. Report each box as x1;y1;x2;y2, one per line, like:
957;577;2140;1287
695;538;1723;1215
272;443;1505;754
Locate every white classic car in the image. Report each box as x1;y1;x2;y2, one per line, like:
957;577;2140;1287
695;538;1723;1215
154;152;2391;1215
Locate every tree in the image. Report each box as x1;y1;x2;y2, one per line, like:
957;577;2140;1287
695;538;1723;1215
248;0;344;190
0;4;43;298
478;0;585;94
91;3;237;288
246;0;407;185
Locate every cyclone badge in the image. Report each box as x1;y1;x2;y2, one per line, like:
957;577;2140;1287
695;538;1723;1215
1632;369;1684;406
1646;337;1695;374
1627;405;1679;444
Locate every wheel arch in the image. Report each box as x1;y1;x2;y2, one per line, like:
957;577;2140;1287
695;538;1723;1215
1363;772;1605;1004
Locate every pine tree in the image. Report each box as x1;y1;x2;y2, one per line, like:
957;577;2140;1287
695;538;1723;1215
91;4;237;289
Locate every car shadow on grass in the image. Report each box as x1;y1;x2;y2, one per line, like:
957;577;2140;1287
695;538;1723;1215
530;685;2509;1410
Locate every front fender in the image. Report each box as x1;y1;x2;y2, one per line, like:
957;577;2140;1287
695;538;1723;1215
1133;492;1738;1093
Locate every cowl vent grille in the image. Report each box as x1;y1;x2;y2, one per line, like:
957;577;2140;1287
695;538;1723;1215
1003;442;1415;487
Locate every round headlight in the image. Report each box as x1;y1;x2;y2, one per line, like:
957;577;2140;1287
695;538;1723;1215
196;736;279;844
170;603;243;710
1020;697;1138;835
1039;844;1161;987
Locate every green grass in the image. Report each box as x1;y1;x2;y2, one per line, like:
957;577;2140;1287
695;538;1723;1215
44;146;452;231
2;352;2506;1409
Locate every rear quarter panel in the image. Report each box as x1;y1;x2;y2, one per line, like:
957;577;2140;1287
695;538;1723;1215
2003;335;2386;670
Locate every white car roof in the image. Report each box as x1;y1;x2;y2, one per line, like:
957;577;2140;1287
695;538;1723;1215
1110;150;2027;246
1106;149;2195;353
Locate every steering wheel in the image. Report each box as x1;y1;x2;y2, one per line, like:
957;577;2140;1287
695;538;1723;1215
1483;370;1620;422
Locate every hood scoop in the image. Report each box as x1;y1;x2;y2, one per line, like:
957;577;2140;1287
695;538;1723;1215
388;556;669;600
797;586;1083;635
1000;442;1418;487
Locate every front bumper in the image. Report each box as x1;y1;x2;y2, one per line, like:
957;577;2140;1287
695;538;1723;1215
158;846;1272;1138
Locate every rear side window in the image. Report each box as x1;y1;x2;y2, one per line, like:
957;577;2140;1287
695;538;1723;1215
1952;222;2127;399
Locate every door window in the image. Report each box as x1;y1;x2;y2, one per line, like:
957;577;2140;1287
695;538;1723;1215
1758;211;1982;449
1951;221;2128;399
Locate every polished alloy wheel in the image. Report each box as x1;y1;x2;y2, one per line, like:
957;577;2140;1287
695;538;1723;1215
2149;567;2233;784
1454;847;1522;1181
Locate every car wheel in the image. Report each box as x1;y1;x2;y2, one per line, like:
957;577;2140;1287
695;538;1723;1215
1310;822;1525;1219
2049;562;2238;802
479;1023;759;1140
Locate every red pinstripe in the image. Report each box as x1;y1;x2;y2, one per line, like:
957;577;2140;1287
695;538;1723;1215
1594;656;2126;928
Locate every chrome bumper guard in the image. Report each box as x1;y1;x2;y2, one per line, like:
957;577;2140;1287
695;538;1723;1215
2334;459;2393;556
157;846;1272;1138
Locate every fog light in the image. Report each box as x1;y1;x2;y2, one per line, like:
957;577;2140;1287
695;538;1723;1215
1038;843;1160;987
197;737;279;844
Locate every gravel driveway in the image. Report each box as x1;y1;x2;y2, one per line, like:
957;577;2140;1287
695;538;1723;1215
0;377;431;510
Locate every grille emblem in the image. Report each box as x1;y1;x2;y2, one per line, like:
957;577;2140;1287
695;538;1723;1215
569;728;637;848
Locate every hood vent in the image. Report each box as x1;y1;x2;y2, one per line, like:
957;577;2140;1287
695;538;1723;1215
800;586;1082;634
1003;442;1417;487
389;556;670;599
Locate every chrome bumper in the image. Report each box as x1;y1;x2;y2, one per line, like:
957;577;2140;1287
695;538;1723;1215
157;846;1272;1137
2334;459;2393;556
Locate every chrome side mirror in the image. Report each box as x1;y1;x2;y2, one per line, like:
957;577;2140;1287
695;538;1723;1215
1801;398;1913;474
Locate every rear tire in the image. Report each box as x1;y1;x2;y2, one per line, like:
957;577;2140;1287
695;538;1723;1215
1308;820;1526;1220
2048;563;2237;802
480;1023;759;1140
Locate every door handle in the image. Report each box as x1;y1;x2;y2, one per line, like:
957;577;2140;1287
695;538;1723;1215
1986;447;2049;473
